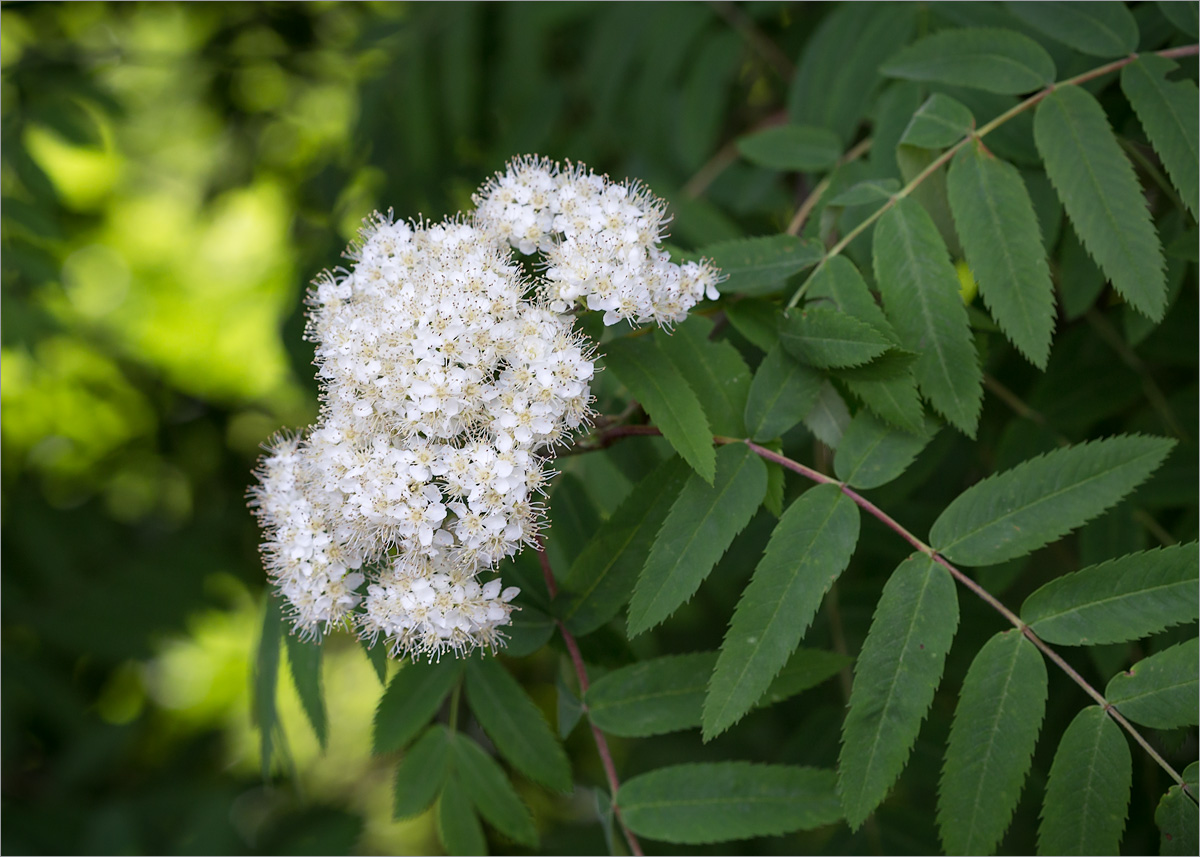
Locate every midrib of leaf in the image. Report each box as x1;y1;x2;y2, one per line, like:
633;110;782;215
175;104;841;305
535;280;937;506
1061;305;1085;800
1031;579;1193;625
1113;675;1197;705
923;54;1039;80
892;208;956;401
590;684;705;712
1066;9;1125;49
627;794;803;810
1075;716;1112;841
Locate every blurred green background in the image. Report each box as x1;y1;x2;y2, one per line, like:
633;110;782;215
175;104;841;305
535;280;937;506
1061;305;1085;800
1;3;804;853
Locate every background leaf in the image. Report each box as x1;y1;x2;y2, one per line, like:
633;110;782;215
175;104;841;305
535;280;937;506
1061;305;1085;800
737;125;842;172
285;633;328;750
834;411;937;489
392;726;452;820
1157;0;1199;36
744;343;822;441
830;179;900;206
451;733;538;846
1006;1;1139;57
1106;638;1199;729
437;775;487;857
1156;782;1200;856
1120;55;1199;219
586;652;717;737
899;94;975;149
803;380;852;449
253;597;283;780
373;658;463;755
699;235;824;296
881;28;1056;94
656;316;751;437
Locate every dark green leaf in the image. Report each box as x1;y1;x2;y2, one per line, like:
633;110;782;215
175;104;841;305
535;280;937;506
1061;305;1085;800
502;604;554;657
253;597;283;780
807;256;899;342
948;142;1056;367
845;371;928;435
285;634;327;750
603;335;715;482
1038;706;1131;856
452;733;538;846
835;411;937;489
700;235;824;297
704;484;860;739
779;305;892;369
392;725;452;819
1121;55;1199;218
759;647;853;707
737;125;842;172
882;28;1056;94
744;344;823;441
373;658;463;755
627;443;767;636
830;179;900;207
938;631;1048;856
1106;639;1199;729
657;317;751;437
1156;782;1200;856
725;297;781;351
804;380;852;449
360;636;388;685
1034;85;1167;320
464;656;571;791
586;652;717;737
619;763;842;843
1007;2;1138;57
839;554;959;829
1021;543;1199;645
1157;1;1199;36
556;672;583;740
931;436;1175;566
1056;223;1106;320
560;456;693;635
437;775;487;856
899;94;975;149
874;197;983;435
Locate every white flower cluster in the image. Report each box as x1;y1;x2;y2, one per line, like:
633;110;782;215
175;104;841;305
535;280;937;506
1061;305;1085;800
474;155;721;326
252;156;720;660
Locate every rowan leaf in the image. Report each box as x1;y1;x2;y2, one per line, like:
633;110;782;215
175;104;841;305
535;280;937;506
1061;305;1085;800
1156;782;1200;856
931;435;1175;566
725;297;781;351
1121;55;1199;218
373;658;463;755
845;371;927;434
1021;543;1199;645
804;380;852;449
1106;638;1199;730
437;775;487;856
285;633;328;750
1037;706;1131;856
900;93;975;149
938;631;1048;856
881;28;1056;95
618;763;842;843
586;652;717;737
779;305;893;369
253;596;283;780
1006;1;1138;57
657;316;751;437
699;235;824;297
1157;0;1199;37
1034;85;1167;320
737;124;842;172
451;733;538;846
392;725;452;819
704;485;860;739
830;179;900;207
627;443;767;636
838;554;960;830
807;256;899;342
744;343;823;441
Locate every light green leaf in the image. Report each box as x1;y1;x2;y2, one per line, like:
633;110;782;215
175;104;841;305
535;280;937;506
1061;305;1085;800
1121;56;1199;218
725;297;780;351
948;141;1055;367
452;733;538;846
839;554;960;829
392;725;452;819
804;380;852;449
737;124;843;172
874;197;983;435
835;411;937;489
657;316;751;437
603;335;715;482
464;656;571;791
1034;85;1167;320
619;763;842;843
373;658;463;755
1158;1;1199;36
1038;706;1131;856
586;652;717;737
938;631;1048;856
1021;543;1199;645
704;484;860;739
1107;639;1199;729
560;457;693;635
900;94;975;149
1156;781;1200;856
779;305;893;369
1007;2;1138;57
700;235;824;296
931;435;1175;566
438;775;487;856
627;443;767;636
253;596;283;780
882;28;1056;94
285;634;327;750
830;179;900;207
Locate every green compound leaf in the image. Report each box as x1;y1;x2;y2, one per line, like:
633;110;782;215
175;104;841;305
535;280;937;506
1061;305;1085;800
881;28;1056;95
437;775;487;857
704;485;860;740
1006;1;1138;57
285;633;328;750
931;435;1175;566
874;197;982;436
779;305;892;369
1021;543;1199;645
1156;781;1200;856
451;733;538;846
948;142;1055;368
628;443;767;636
744;343;823;442
839;554;960;830
392;725;453;819
253;596;283;780
560;456;693;636
657;316;751;437
1121;55;1199;219
938;631;1048;856
373;657;463;755
699;234;824;297
603;335;715;482
830;178;900;207
618;763;842;844
737;124;843;172
900;93;976;149
1106;638;1199;730
1034;85;1167;320
835;411;938;490
587;652;717;737
464;656;571;791
1037;706;1131;856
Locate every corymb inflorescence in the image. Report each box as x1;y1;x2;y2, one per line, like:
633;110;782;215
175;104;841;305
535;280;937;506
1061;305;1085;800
250;156;721;661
